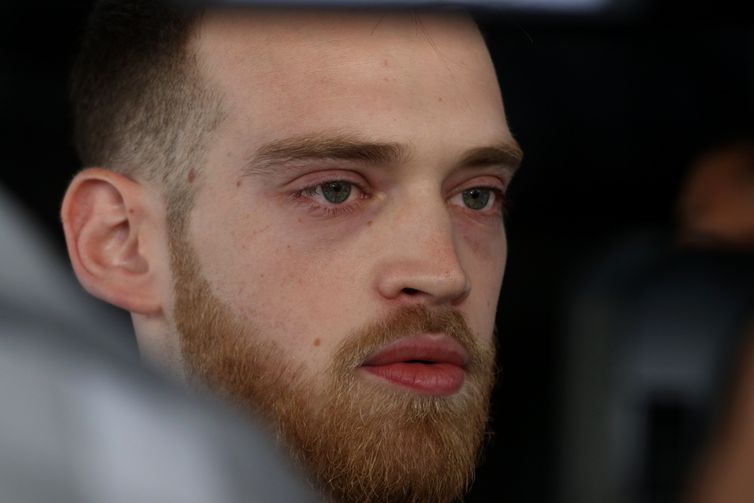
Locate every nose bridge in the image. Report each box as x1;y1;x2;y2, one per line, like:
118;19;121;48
404;191;457;259
374;184;470;304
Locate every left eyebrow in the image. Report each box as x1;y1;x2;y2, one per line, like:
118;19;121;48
457;141;523;176
243;134;411;176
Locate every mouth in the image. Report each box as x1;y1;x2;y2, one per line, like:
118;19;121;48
358;334;469;396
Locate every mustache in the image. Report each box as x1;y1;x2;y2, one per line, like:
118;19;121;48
331;305;487;375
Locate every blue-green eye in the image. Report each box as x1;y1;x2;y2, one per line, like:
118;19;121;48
461;188;493;210
321;181;352;204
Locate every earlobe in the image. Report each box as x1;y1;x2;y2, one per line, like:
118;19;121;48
61;168;163;315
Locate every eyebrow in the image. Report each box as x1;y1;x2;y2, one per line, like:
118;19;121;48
458;142;523;174
244;134;410;176
243;133;523;176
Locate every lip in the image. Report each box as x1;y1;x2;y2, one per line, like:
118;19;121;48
358;334;469;396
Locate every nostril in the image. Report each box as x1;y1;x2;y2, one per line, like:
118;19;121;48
402;287;420;296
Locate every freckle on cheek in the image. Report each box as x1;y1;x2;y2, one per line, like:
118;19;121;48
313;338;321;347
236;180;242;188
367;220;373;226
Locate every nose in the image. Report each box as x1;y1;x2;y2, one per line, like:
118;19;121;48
373;194;471;307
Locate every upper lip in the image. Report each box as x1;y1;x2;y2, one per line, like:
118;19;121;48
361;334;469;367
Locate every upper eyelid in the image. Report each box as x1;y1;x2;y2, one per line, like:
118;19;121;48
450;187;503;200
300;179;369;197
446;177;507;198
303;180;363;192
287;169;370;188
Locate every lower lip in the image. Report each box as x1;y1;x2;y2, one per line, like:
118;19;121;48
360;362;465;396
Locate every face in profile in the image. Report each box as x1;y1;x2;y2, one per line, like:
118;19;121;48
65;8;520;503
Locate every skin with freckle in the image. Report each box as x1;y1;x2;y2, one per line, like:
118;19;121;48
65;6;520;503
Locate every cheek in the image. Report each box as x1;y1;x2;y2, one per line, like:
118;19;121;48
188;186;363;359
204;225;366;356
458;224;507;340
458;220;507;282
459;219;506;261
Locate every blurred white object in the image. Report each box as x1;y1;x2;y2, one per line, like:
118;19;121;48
0;185;320;503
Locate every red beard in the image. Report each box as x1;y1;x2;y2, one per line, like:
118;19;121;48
171;234;496;503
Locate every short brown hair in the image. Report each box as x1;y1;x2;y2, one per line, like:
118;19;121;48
71;0;222;202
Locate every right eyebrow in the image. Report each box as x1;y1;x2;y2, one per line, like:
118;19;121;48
243;134;411;176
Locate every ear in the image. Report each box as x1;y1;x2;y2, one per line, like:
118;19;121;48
61;168;165;315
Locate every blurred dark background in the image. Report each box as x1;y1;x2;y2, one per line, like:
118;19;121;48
3;1;754;502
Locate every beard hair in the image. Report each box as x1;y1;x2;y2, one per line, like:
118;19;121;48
169;230;497;503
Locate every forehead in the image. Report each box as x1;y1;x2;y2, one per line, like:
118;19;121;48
192;8;509;152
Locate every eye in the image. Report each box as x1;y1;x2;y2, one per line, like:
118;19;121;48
288;173;371;219
451;187;499;211
297;179;364;206
321;181;352;204
462;188;492;210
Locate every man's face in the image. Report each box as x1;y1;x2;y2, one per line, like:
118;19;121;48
169;9;518;502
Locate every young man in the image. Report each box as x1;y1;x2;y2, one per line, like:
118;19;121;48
62;1;522;501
